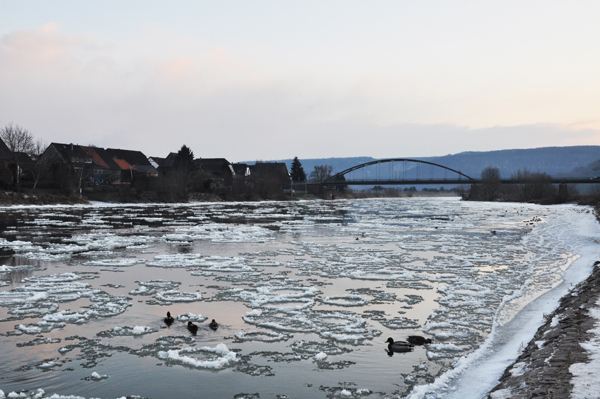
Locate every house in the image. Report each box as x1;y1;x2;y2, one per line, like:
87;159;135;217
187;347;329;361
249;162;290;185
156;153;178;174
248;162;291;194
105;148;158;178
81;146;122;184
37;143;94;191
148;156;165;170
231;163;251;178
196;158;235;177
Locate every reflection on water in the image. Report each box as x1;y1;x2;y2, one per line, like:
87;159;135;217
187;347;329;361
0;198;593;398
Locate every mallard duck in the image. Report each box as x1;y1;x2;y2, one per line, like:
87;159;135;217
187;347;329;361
407;335;432;345
187;321;198;334
385;337;413;352
164;311;174;326
209;319;219;331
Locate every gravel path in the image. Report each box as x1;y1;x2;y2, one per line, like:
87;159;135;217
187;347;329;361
487;262;600;398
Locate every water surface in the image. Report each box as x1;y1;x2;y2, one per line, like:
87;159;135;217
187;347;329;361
0;198;596;398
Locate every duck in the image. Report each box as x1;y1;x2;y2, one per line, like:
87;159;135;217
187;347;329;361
164;311;174;326
209;319;219;331
407;335;432;345
385;337;413;353
187;321;198;334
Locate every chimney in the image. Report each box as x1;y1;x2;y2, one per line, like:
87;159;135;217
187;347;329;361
70;143;73;151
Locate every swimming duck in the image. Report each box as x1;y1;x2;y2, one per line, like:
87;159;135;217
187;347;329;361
385;337;413;352
209;319;219;331
187;321;198;334
407;335;432;345
164;311;174;326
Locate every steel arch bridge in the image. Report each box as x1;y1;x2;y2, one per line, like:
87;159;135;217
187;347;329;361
321;158;476;186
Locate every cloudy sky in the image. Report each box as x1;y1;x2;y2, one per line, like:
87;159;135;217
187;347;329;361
1;1;599;162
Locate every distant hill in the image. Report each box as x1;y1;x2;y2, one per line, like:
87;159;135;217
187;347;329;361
245;146;600;179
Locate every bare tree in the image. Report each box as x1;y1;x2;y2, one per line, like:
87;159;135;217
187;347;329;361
480;166;501;201
309;165;333;182
0;123;35;190
511;169;555;202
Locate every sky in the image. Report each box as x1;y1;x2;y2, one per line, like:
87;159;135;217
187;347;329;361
1;1;599;162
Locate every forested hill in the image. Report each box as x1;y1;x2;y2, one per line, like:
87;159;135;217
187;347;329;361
248;146;600;179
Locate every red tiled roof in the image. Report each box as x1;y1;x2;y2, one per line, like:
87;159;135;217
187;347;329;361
113;158;136;170
82;146;110;168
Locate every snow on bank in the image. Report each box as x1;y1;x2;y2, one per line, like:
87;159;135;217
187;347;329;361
407;204;600;399
570;296;600;398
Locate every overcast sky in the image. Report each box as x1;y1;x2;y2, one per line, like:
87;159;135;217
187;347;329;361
1;1;599;162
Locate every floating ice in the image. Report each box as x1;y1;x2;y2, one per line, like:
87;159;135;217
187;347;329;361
243;308;381;344
234;330;292;343
88;371;108;380
17;321;65;334
83;259;142;267
217;285;319;309
322;295;368;307
176;312;207;323
129;280;181;295
157;343;238;369
102;325;157;337
146;253;203;268
155;290;202;303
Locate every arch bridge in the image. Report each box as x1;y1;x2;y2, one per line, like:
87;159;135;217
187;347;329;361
318;158;597;186
321;158;475;186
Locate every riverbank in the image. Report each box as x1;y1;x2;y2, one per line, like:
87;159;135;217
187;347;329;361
0;189;460;206
488;262;600;398
0;190;88;206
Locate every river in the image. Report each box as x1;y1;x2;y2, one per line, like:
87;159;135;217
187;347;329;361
0;197;598;399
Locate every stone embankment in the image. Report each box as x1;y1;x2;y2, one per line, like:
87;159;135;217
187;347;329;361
488;262;600;398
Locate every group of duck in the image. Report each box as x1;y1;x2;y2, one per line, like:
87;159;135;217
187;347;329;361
166;311;430;350
385;336;432;354
163;312;219;335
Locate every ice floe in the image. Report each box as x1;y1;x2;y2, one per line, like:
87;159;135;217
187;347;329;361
158;343;238;369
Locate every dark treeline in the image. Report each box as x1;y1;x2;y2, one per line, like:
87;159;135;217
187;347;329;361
463;166;600;207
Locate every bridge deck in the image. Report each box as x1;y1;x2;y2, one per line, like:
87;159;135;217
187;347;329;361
320;178;599;186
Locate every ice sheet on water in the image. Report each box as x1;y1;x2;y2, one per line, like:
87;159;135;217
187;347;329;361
175;222;276;243
154;290;202;304
82;371;109;381
0;388;47;399
97;325;158;337
5;274;131;323
129;280;181;295
146;253;203;268
290;339;353;357
157;343;238;370
17;320;65;334
216;285;319;309
234;330;292;343
176;312;207;322
42;309;100;324
17;337;61;347
322;295;369;307
348;288;397;303
83;258;143;267
243;308;381;344
380;317;421;330
0;264;43;274
68;233;156;252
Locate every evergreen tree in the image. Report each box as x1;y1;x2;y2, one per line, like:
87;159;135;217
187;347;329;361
290;156;307;182
175;145;194;172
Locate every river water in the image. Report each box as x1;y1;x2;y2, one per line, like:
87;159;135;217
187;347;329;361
0;197;598;399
